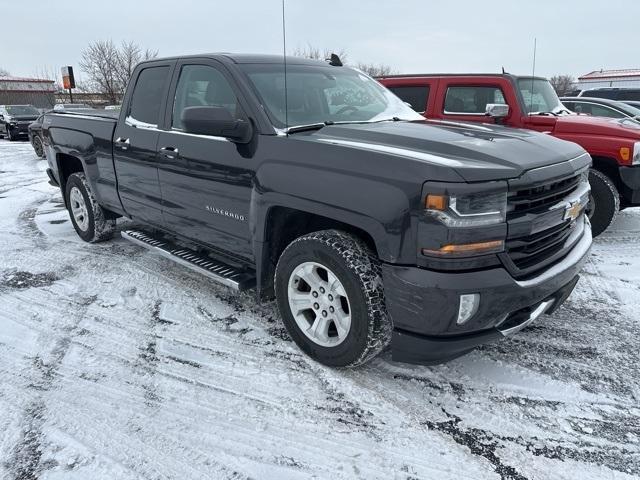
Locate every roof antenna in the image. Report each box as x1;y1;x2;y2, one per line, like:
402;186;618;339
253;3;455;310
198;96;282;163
529;37;537;115
501;66;505;74
281;0;289;134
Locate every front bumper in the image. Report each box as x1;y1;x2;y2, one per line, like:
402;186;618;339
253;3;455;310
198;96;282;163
7;123;30;136
383;221;592;364
619;165;640;205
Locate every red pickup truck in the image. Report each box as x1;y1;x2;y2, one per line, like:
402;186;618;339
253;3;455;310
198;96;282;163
378;74;640;236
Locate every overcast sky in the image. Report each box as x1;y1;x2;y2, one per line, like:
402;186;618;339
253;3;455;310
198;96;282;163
2;0;637;81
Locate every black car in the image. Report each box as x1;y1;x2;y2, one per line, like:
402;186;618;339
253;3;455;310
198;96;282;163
560;96;640;123
578;87;640;102
28;113;47;157
42;54;592;367
0;105;41;141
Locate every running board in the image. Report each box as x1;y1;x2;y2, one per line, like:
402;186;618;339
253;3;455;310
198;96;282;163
121;230;256;291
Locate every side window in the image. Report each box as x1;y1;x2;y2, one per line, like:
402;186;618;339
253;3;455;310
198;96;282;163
127;66;170;126
387;85;430;113
444;86;506;114
589;104;625;119
172;65;240;130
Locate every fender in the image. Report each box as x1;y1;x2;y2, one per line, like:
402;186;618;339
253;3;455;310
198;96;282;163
251;160;417;265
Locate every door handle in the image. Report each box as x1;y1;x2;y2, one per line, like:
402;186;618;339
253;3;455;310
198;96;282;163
115;137;130;150
159;146;179;159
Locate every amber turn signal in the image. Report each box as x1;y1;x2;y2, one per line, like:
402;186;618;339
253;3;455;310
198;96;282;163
425;194;448;211
620;147;631;162
422;240;504;257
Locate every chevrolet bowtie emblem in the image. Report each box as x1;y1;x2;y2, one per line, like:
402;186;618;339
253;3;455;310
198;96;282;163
564;201;583;221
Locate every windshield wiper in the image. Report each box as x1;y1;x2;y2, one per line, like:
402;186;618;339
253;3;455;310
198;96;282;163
285;121;334;134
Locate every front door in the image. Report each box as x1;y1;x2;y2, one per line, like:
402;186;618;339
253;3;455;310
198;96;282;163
113;62;173;227
156;61;254;259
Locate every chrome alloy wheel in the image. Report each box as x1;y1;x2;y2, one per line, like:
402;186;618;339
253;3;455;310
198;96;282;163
69;186;89;231
287;261;351;347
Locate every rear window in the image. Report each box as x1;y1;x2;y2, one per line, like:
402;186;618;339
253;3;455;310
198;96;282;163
584;90;617;100
444;86;506;114
618;90;640;101
128;66;170;126
387;85;430;113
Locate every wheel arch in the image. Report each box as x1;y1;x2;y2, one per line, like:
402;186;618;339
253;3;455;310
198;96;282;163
254;203;386;300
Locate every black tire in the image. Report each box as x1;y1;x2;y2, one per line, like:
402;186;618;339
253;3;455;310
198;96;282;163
588;169;619;237
32;135;44;158
6;125;14;142
275;230;392;368
65;172;116;242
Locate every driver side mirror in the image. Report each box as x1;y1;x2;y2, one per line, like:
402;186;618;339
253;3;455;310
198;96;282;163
485;103;510;119
182;106;252;143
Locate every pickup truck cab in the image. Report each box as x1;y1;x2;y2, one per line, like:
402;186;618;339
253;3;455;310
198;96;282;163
42;55;592;367
379;74;640;236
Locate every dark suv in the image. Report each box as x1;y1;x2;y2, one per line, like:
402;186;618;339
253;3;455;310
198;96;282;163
579;88;640;102
0;105;41;141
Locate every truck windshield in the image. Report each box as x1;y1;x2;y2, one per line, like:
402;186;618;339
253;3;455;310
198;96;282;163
6;105;39;116
517;78;564;115
240;63;422;129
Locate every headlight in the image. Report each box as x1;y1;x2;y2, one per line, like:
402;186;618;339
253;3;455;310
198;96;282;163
425;189;507;227
634;141;640;166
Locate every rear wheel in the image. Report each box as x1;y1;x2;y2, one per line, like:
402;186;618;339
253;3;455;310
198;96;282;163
587;169;619;237
275;230;392;367
65;172;116;242
32;135;44;157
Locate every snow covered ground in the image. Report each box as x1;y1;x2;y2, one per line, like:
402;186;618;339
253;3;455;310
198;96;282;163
0;139;638;480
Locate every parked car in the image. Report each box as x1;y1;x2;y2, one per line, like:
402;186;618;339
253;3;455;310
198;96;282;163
28;113;48;157
43;54;592;367
0;105;41;141
623;100;640;110
578;88;640;102
53;103;94;111
379;73;640;236
560;97;640;122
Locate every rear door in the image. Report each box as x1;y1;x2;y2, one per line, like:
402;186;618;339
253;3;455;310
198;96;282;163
385;83;432;114
155;59;255;259
113;61;174;226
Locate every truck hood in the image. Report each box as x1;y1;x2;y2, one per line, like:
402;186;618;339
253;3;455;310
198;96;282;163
305;119;586;182
553;114;640;139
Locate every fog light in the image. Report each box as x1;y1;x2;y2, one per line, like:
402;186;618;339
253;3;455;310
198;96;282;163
457;293;479;325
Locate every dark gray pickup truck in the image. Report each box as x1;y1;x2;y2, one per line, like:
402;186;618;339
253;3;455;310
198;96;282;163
42;53;592;367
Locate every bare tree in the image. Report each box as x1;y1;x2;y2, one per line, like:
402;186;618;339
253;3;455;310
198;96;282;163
549;75;576;96
0;67;9;77
355;63;395;77
291;44;348;63
115;41;157;95
80;40;121;103
80;39;157;104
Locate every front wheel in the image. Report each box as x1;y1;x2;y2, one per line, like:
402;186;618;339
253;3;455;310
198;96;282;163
587;169;619;237
6;126;14;141
32;135;44;158
65;172;115;242
275;230;392;368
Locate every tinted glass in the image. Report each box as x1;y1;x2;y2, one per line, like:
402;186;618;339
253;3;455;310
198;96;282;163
444;86;506;114
588;104;625;118
128;66;170;126
387;85;430;112
618;90;640;101
172;65;240;130
584;90;617;100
